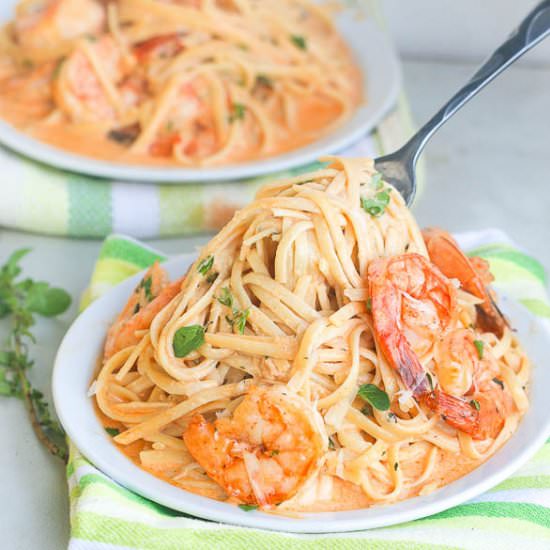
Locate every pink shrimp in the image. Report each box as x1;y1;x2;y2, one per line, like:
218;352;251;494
368;254;457;395
368;254;504;440
14;0;105;64
104;262;183;359
422;227;508;337
53;35;129;123
183;385;326;507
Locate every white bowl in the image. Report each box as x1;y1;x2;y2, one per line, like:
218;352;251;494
53;254;550;533
0;1;400;183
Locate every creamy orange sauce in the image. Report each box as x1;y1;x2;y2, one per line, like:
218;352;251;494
95;394;493;512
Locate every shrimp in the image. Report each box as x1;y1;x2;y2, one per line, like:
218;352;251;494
368;254;505;440
432;327;514;439
368;254;457;395
422;227;508;337
54;35;129;123
149;80;218;160
183;385;326;507
14;0;105;64
104;262;183;359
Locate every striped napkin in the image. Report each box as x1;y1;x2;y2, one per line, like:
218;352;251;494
68;230;550;550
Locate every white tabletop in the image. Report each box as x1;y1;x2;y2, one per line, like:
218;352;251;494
1;59;549;549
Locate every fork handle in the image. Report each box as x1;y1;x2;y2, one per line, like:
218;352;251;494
402;0;550;170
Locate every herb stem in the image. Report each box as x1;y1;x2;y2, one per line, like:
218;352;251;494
16;348;67;461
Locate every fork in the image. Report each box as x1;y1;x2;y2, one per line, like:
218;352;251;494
375;0;550;206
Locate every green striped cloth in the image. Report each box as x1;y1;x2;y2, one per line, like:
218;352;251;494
69;230;550;549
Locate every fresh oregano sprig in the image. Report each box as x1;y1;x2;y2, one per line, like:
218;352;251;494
0;249;72;461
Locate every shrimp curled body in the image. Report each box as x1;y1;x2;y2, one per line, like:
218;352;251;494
184;385;327;507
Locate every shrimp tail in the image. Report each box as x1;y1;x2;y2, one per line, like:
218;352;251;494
393;337;430;396
424;389;480;437
422;227;508;337
475;296;509;338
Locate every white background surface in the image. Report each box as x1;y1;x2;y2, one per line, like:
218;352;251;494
382;0;550;66
1;1;550;548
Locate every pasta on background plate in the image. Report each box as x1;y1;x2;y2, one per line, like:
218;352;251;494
92;157;530;513
0;0;361;166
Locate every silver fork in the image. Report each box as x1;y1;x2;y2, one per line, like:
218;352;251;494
375;0;550;206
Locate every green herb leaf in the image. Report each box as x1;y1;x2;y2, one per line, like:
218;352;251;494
492;377;504;390
328;437;335;450
371;173;383;189
142;276;153;302
361;404;373;417
256;74;273;88
173;325;205;358
206;271;219;284
473;339;484;359
358;383;390;411
270;449;280;456
105;427;120;437
366;297;372;312
197;255;214;276
2;248;31;278
360;189;391;218
26;284;71;317
229;103;246;122
290;34;307;50
234;308;249;334
238;504;259;511
470;399;481;411
217;287;234;308
426;372;434;391
394;462;399;471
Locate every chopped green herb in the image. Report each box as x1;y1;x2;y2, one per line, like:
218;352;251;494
361;404;373;417
358;383;390;411
256;74;273;88
133;303;140;315
371;173;383;189
238;504;259;511
173;325;205;358
229;103;246;122
426;372;434;391
366;297;372;312
206;271;219;284
387;412;398;423
197;255;214;276
290;34;307;50
217;287;234;308
105;427;120;437
493;377;504;390
270;449;280;456
234;308;250;334
394;462;399;471
473;339;484;359
328;437;335;450
361;190;391;218
470;399;481;411
140;276;153;302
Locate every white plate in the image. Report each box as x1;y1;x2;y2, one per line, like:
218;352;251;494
0;2;400;183
52;254;550;533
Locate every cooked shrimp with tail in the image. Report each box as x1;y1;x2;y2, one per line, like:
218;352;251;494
368;250;513;440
